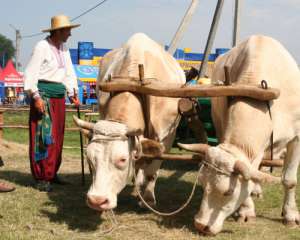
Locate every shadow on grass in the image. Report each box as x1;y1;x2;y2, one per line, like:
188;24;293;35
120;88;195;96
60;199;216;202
116;171;204;233
0;169;205;234
256;214;283;224
0;170;102;231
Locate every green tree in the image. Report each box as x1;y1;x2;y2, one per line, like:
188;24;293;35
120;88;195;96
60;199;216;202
0;34;15;68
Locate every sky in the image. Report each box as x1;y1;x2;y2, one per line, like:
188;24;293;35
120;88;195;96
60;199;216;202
1;0;300;70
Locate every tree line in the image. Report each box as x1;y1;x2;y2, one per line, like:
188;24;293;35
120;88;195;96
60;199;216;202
0;34;15;68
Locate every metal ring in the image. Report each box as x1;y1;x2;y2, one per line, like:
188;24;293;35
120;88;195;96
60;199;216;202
261;80;268;89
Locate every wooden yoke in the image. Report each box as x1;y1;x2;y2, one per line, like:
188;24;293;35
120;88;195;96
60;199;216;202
138;152;283;168
98;81;280;101
138;64;151;138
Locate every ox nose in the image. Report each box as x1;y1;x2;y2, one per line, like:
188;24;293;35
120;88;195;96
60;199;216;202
194;221;215;236
87;195;109;210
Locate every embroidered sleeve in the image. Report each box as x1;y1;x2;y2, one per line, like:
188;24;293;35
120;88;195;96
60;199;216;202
64;47;78;96
24;41;45;94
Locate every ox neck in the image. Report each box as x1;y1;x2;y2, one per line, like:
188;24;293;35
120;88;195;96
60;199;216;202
218;143;256;164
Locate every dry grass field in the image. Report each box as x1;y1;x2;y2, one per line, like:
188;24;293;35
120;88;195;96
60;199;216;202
0;139;300;240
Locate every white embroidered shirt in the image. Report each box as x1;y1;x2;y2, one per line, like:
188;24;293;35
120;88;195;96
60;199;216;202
24;38;78;96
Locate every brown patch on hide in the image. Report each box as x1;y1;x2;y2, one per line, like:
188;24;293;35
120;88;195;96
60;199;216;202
141;139;164;156
146;174;156;182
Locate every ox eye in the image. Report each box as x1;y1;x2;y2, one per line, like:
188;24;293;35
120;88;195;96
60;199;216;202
115;158;128;170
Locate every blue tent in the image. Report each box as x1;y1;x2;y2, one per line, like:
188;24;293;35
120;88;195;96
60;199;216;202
73;64;99;104
0;82;4;102
73;64;99;82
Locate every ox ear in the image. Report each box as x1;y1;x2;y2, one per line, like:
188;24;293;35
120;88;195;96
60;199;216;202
177;143;209;155
80;128;93;140
141;139;164;156
234;160;281;183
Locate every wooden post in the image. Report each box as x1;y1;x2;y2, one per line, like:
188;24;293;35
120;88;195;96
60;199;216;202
138;64;145;85
0;110;4;140
224;66;231;86
108;74;112;82
138;64;150;137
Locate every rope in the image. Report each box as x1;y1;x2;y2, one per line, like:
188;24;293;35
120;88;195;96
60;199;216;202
71;0;109;22
132;160;201;217
22;0;110;38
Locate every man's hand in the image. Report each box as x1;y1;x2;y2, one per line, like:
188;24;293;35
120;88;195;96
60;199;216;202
69;96;80;107
34;97;45;113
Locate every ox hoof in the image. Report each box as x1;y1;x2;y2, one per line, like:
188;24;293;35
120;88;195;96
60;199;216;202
194;221;215;236
283;219;300;228
251;192;263;199
237;216;256;223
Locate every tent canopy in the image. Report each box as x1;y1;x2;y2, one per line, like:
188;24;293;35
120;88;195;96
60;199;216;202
73;64;99;83
0;60;23;87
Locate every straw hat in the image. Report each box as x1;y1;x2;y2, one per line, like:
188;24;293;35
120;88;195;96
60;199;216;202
42;15;80;33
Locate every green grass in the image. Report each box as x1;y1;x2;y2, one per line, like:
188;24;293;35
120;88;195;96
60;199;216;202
1;110;300;239
2;111;89;156
1;142;300;240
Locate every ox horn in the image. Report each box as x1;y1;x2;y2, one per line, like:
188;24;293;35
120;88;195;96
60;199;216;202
177;143;209;154
233;160;251;180
73;115;95;130
234;160;280;183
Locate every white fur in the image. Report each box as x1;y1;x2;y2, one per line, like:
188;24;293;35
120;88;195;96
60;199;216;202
84;33;185;211
93;120;128;137
194;35;300;235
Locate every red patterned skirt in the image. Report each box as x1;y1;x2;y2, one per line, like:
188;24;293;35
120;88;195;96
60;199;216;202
29;98;65;181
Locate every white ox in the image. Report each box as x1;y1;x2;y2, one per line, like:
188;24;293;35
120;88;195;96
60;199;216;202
74;33;185;211
179;35;300;235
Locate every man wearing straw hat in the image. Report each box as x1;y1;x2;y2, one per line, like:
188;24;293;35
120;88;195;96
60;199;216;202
24;15;80;192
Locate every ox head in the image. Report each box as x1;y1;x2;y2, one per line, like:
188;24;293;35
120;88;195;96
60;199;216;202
178;143;280;235
73;116;163;212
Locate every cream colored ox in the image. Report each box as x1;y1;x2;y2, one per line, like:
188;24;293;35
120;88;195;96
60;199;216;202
179;35;300;235
74;33;185;211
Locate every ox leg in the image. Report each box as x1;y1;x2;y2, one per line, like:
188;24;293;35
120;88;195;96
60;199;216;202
237;196;256;223
133;168;145;197
251;182;263;198
282;137;300;226
136;160;163;207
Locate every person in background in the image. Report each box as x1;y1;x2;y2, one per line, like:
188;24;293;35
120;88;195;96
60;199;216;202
24;15;80;192
7;87;14;104
82;85;87;104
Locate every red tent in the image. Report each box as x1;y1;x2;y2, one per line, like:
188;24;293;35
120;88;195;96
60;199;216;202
0;60;23;87
0;66;2;74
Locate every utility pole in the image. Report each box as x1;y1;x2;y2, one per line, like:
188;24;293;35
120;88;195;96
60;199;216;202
168;0;199;55
9;24;21;71
232;0;241;47
15;30;21;71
